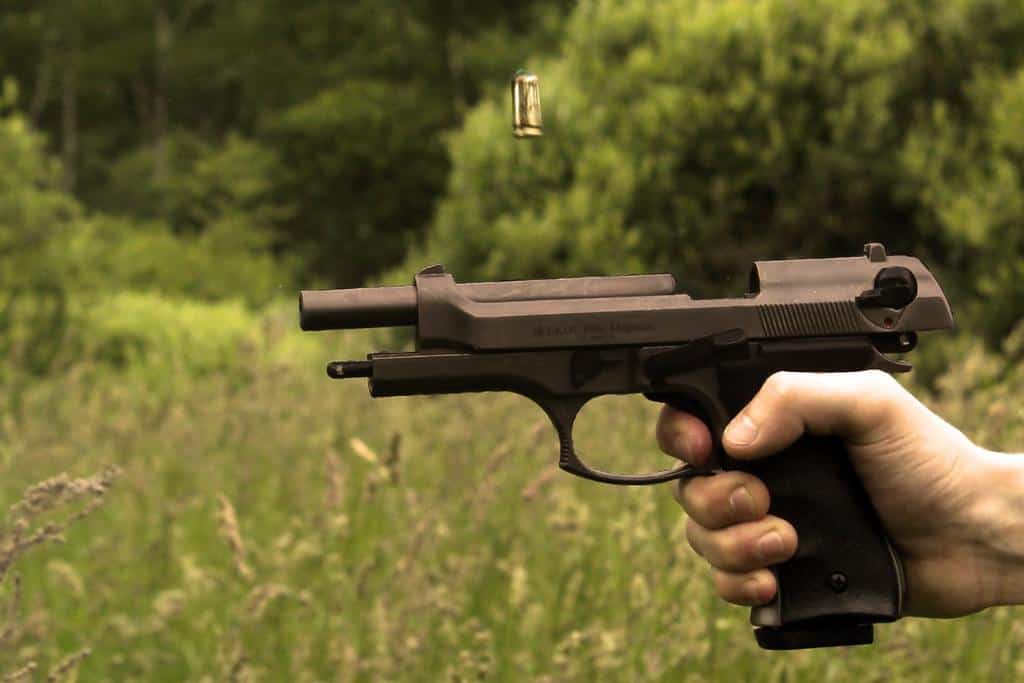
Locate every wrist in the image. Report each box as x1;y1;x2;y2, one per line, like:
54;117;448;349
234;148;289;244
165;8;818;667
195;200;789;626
965;447;1024;608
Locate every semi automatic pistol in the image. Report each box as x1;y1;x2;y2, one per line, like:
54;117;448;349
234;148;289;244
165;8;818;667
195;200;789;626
299;243;953;650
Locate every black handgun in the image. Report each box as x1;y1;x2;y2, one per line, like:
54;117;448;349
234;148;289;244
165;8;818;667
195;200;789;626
299;243;953;650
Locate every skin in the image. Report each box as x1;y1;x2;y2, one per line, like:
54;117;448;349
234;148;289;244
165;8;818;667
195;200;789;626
656;370;1024;617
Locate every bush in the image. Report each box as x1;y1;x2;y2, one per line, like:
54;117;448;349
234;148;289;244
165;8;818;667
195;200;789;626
903;65;1024;341
0;110;294;378
55;292;328;400
75;292;260;376
65;216;291;308
0;110;80;289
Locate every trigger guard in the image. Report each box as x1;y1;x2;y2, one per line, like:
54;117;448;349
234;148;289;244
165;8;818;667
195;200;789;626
534;393;718;486
558;457;715;485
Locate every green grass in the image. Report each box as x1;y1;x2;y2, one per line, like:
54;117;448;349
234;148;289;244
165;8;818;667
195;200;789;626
1;302;1023;681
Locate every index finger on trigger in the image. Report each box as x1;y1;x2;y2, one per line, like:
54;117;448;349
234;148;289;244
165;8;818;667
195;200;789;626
656;404;713;466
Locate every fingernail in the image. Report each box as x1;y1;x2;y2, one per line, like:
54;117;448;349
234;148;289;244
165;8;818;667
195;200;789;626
728;486;755;519
757;531;785;561
725;414;758;446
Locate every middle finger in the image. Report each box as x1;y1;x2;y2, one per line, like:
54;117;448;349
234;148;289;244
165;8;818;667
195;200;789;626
685;515;797;573
674;471;770;529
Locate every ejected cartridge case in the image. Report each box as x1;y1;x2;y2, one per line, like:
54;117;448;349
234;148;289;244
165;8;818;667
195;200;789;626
511;70;542;137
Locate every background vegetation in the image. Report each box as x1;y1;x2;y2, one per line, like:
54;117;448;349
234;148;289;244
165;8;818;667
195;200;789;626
1;0;1023;679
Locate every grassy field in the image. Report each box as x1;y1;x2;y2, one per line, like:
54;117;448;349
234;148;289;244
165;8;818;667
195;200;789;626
1;300;1023;681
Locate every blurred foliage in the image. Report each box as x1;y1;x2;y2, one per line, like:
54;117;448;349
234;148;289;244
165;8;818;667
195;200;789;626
911;322;1024;452
0;100;77;288
73;292;261;380
904;64;1024;342
0;0;575;384
0;107;289;387
407;0;1024;341
0;77;290;298
0;1;574;287
0;107;77;379
103;131;291;236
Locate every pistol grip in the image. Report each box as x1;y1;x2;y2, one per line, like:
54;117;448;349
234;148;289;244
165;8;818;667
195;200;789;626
729;434;904;649
660;367;905;649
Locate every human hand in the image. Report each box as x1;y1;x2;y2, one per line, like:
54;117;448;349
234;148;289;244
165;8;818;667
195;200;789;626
657;370;1024;617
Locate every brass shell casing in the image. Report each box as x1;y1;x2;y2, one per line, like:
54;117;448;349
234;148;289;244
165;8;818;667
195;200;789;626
511;70;542;137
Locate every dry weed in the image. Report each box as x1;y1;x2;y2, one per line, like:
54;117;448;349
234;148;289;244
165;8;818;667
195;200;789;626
1;466;120;583
0;466;118;681
45;647;91;682
216;493;254;581
0;662;37;682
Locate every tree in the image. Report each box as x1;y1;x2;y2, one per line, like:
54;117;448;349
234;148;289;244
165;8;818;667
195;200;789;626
0;0;574;286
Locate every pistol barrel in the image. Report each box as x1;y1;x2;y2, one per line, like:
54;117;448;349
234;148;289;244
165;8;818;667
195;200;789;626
299;273;677;331
301;286;416;330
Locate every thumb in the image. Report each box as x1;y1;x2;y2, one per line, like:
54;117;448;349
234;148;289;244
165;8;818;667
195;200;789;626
722;370;913;459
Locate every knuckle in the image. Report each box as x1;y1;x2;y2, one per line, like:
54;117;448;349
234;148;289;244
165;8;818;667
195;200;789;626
717;522;781;571
861;368;900;390
762;371;799;403
680;472;710;500
656;407;689;456
710;569;764;605
850;370;907;423
655;410;677;453
711;569;736;600
707;531;741;567
856;370;900;403
681;482;712;521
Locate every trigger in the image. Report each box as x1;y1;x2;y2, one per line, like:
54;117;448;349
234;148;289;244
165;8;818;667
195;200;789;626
643;391;724;476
